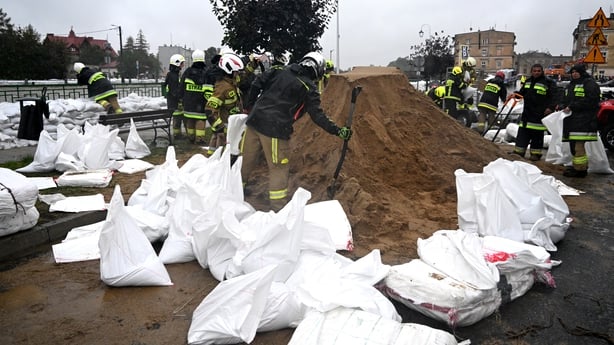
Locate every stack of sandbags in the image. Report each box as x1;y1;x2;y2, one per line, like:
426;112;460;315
0;168;39;236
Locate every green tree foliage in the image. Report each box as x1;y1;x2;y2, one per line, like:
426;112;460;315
79;42;106;66
210;0;336;62
410;32;455;81
118;33;161;79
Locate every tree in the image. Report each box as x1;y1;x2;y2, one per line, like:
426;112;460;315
79;42;106;66
410;32;455;81
210;0;336;62
118;34;160;79
135;29;149;52
0;8;15;33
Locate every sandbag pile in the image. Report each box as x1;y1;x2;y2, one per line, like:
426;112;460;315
0;167;39;236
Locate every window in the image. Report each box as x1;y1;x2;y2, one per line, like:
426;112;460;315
482;38;489;45
465;39;471;45
481;60;487;68
496;60;502;68
496;46;502;56
481;48;487;56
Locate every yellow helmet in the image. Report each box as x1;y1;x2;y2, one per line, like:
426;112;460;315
452;66;463;75
435;85;445;98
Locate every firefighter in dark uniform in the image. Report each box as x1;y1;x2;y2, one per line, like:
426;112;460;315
477;71;507;133
443;65;468;120
163;54;185;138
560;63;600;177
511;63;556;161
205;53;244;155
181;50;212;144
241;52;352;211
74;62;122;114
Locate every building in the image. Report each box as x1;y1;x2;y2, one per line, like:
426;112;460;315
157;45;193;76
514;51;573;81
453;29;516;78
44;28;119;77
572;10;614;78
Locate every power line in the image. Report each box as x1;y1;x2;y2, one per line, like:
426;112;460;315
76;28;117;35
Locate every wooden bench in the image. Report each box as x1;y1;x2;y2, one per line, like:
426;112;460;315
98;109;173;145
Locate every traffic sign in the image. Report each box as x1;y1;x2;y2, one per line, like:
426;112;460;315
587;7;610;28
584;45;606;63
587;27;608;45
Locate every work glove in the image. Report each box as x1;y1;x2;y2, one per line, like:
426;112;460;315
337;126;352;141
506;93;523;102
211;117;226;133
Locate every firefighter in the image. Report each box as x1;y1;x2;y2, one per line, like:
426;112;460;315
181;50;212;144
318;59;335;93
163;54;185;138
560;63;600;177
426;84;445;108
205;53;244;155
241;52;352;211
477;71;507;133
74;62;122;114
511;63;556;161
442;66;468;120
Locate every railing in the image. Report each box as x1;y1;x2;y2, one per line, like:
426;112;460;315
0;82;164;103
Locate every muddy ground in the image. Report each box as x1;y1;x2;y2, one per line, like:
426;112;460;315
0;67;613;344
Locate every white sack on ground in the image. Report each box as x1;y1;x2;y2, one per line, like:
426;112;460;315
227;114;248;156
52;220;105;263
117;159;154;174
125;204;169;243
125;118;151;159
0;207;39;237
304;200;354;251
187;264;277;345
0;168;39;216
256;281;307;332
48;193;106;213
99;185;172;287
288;307;460;345
15;130;60;172
383;258;501;328
26;176;57;190
55;169;114;188
78;124;118;170
543;110;614;174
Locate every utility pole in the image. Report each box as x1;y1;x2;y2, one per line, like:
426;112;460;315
112;25;124;83
336;0;339;73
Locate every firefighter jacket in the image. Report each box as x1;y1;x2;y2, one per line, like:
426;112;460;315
76;67;117;100
180;62;212;120
443;71;467;102
561;72;600;141
426;86;445;107
516;74;555;129
163;65;182;112
245;63;340;140
205;75;242;125
478;76;507;112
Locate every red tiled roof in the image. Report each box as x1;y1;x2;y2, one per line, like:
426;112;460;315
45;29;118;57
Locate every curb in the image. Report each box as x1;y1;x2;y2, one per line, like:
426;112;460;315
0;210;107;263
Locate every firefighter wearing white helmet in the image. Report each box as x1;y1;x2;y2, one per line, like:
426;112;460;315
241;51;351;211
163;54;186;137
74;62;122;114
205;53;245;155
181;49;212;144
462;57;477;84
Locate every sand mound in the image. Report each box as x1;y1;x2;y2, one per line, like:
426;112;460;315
248;66;525;264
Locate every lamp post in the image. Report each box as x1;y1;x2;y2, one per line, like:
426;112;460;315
329;49;334;61
335;0;340;73
111;24;123;83
418;24;431;38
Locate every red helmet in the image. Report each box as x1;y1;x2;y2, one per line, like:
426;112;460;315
495;71;505;79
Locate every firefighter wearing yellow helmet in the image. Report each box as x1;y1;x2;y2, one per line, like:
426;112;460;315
442;65;469;120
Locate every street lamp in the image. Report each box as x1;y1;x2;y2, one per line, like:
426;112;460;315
418;24;431;38
329;49;334;61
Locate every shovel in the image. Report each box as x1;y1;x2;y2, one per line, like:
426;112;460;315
485;95;522;142
327;85;362;199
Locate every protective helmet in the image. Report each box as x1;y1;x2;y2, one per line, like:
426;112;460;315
452;66;463;75
170;54;185;67
325;59;335;71
495;71;505;79
73;62;85;74
192;49;205;62
274;52;290;66
218;53;245;74
464;57;476;68
299;52;326;80
434;85;445;98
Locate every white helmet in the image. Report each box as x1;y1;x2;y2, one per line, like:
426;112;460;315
169;54;185;67
192;49;205;62
464;57;477;68
73;62;85;74
218;53;244;74
299;52;326;80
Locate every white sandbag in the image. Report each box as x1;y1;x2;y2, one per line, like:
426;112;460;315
108;135;126;161
56;169;114;188
78;124;118;170
418;230;500;290
26;176;57;190
304;200;354;251
384;258;501;327
55;152;86;172
99;185;172;286
125;204;169;243
187;264;277;345
117;159;154;174
0;168;39;217
0;206;39;237
227;114;248;156
125;118;151;159
289;307;459;345
16;130;60;172
257;281;307;332
48;193;106;213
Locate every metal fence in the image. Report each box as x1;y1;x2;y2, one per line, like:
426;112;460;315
0;82;164;103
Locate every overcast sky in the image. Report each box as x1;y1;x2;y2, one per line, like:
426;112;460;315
2;1;612;69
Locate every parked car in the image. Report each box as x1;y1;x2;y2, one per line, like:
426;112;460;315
597;97;614;150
